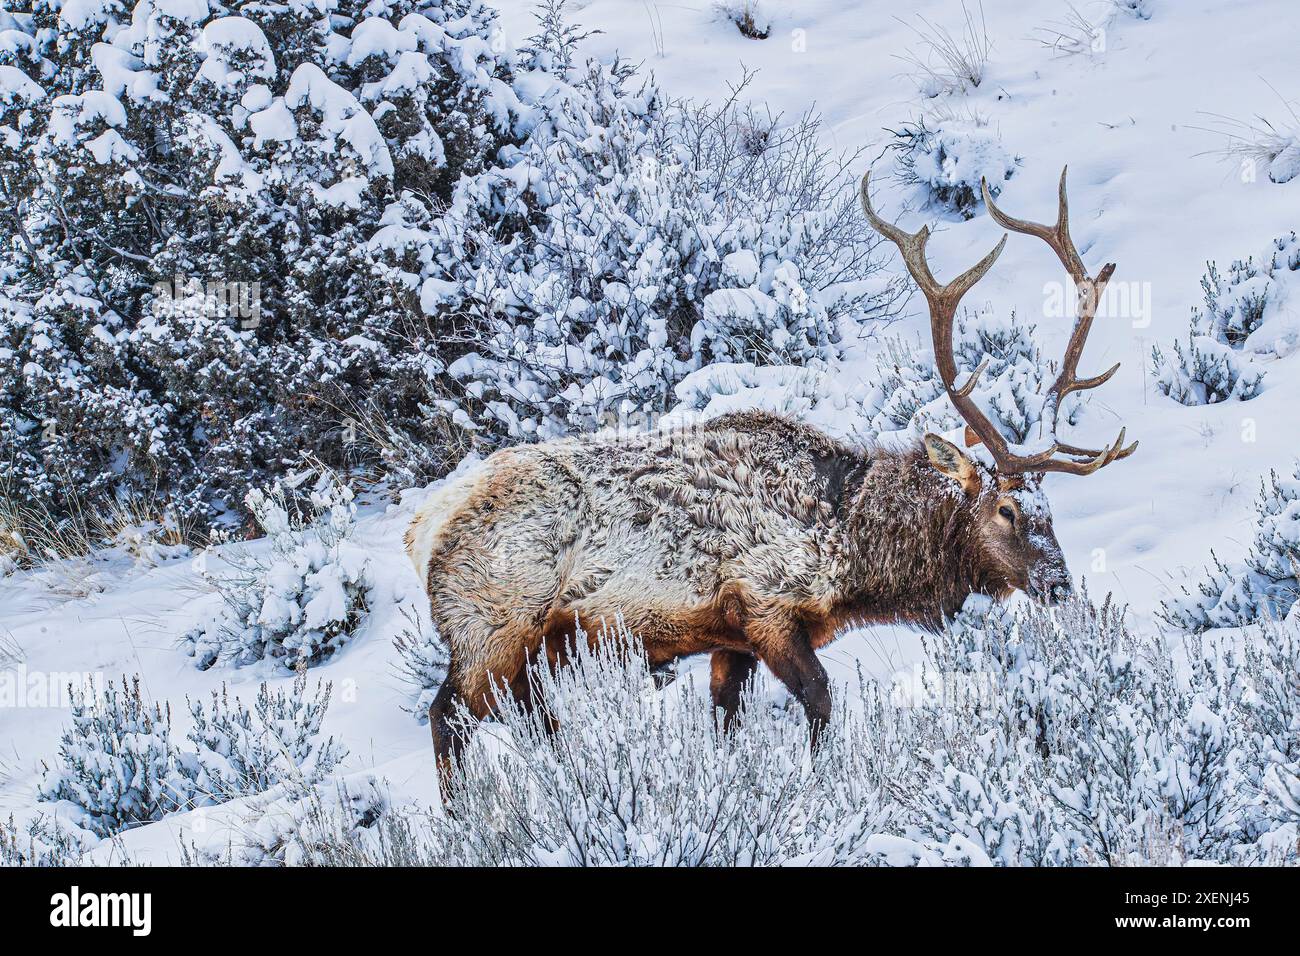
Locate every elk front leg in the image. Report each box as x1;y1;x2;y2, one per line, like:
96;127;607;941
749;618;832;750
710;649;758;731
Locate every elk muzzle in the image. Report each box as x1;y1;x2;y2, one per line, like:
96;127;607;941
1026;568;1074;606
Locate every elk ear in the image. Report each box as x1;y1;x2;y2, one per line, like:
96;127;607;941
923;433;981;495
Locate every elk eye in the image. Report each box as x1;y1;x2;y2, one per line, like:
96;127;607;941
998;505;1015;524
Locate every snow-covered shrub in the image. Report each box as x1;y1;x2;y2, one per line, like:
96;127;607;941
393;606;448;721
0;813;93;867
433;61;904;441
662;361;865;442
177;673;347;803
1162;464;1300;631
889;115;1018;218
856;336;959;441
860;310;1082;447
238;774;391;866
1194;239;1298;349
229;596;1296;866
1;0;907;532
36;676;188;838
520;0;598;75
900;597;1089;864
1151;336;1264;404
668;309;1086;452
951;307;1084;442
911;593;1259;864
32;671;350;846
1153;233;1300;404
183;477;372;670
1238;625;1300;856
714;1;770;40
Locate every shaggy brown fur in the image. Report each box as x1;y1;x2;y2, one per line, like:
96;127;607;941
406;410;1071;793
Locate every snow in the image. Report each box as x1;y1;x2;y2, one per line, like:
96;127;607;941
57;0;123;31
83;128;139;163
4;0;1300;865
722;249;760;285
90;43;158;103
347;16;419;67
200;15;273;56
45;89;128;143
197;17;276;90
0;63;41;105
153;0;208;23
283;63;394;177
361;50;436;99
1270;140;1300;185
247;98;297;147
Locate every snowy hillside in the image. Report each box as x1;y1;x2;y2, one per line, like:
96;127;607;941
1;0;1298;866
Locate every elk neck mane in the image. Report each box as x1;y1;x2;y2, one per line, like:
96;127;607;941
832;441;1005;631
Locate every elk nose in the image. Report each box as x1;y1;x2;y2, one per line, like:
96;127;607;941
1045;578;1074;605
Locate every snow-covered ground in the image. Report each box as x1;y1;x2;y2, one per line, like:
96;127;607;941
3;0;1299;863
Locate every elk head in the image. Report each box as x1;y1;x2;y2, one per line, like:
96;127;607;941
860;167;1137;605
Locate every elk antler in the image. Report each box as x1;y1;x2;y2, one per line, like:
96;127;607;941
979;167;1137;474
859;169;1137;477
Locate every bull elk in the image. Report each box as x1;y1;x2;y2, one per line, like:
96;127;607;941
407;166;1136;794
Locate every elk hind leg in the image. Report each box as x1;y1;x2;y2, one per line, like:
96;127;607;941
710;649;758;731
429;676;473;807
431;628;539;806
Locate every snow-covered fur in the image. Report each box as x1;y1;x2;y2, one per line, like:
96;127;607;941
403;465;485;591
409;409;1071;786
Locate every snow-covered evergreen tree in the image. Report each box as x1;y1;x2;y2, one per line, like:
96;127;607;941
0;0;517;533
1;0;904;540
425;49;904;441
